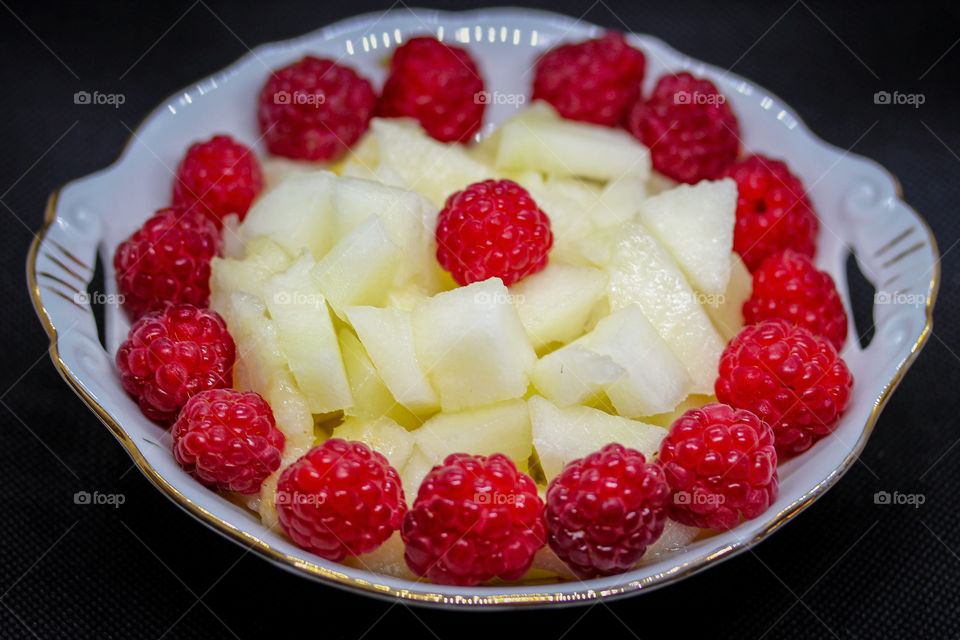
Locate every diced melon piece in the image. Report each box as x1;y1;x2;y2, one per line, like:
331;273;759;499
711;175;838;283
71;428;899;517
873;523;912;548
646;171;678;196
239;171;336;259
344;306;439;413
531;305;692;416
509;262;607;350
528;395;668;482
588;222;725;394
345;531;415;579
637;179;736;295
703;253;751;340
494;107;650;182
399;446;435;506
263;253;353;414
260;157;322;190
209;236;293;310
311;215;402;315
334;416;415;470
337;329;422;430
643;394;718;429
519;178;596;266
218;292;313;460
331;176;432;251
413;399;532;466
370;118;492;207
411;279;537;411
589;174;646;228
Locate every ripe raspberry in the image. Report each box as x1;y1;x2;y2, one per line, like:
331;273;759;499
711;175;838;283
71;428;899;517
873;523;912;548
401;453;545;586
376;36;485;143
715;319;854;457
171;135;264;226
626;72;740;183
659;403;779;531
744;250;848;350
172;389;284;494
257;56;376;161
435;179;553;286
113;207;221;320
532;31;646;127
718;155;819;271
115;304;236;424
276;439;406;561
545;443;670;579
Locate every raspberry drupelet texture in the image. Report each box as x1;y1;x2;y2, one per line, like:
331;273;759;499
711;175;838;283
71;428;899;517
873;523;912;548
172;388;284;494
257;56;376;161
626;72;740;183
715;319;854;457
744;250;848;350
545;443;670;579
717;155;819;271
276;439;406;561
401;453;546;586
113;207;222;320
659;403;779;531
171;135;264;226
376;36;486;143
115;304;236;424
435;179;553;286
532;31;646;127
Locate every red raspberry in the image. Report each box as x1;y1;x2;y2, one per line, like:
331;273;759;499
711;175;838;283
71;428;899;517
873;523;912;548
659;403;779;531
115;304;236;424
276;439;406;561
716;320;854;457
257;56;376;161
172;135;264;226
744;250;848;350
113;207;222;320
545;443;670;579
718;155;819;271
435;179;553;286
532;32;646;127
401;453;545;586
376;36;485;143
172;389;284;494
626;72;740;183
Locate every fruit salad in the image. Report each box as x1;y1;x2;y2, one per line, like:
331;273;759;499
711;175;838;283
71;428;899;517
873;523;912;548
112;31;854;586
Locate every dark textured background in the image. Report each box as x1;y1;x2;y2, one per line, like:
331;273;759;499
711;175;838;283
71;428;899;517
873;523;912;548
2;1;958;638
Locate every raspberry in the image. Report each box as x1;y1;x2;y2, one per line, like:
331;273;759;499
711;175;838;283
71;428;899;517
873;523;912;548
257;56;376;161
626;72;740;183
276;439;406;561
659;403;779;531
545;443;670;579
115;304;236;424
435;179;553;286
532;31;646;127
744;250;848;350
401;453;545;586
376;37;485;143
172;135;264;226
715;319;854;457
718;155;819;271
113;207;222;320
172;389;284;494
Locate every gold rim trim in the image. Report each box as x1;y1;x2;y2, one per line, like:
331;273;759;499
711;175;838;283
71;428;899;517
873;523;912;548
27;180;940;607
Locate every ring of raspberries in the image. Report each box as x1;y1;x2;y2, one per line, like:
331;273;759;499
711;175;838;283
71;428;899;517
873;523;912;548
104;28;863;587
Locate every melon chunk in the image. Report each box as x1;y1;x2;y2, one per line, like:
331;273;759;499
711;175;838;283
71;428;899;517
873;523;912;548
334;416;415;470
413;399;532;466
703;253;751;340
337;329;421;430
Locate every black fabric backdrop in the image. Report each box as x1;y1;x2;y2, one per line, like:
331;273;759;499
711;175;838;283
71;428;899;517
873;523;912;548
2;1;958;638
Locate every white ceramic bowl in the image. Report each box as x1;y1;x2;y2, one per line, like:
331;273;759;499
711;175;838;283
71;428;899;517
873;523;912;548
28;7;939;608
